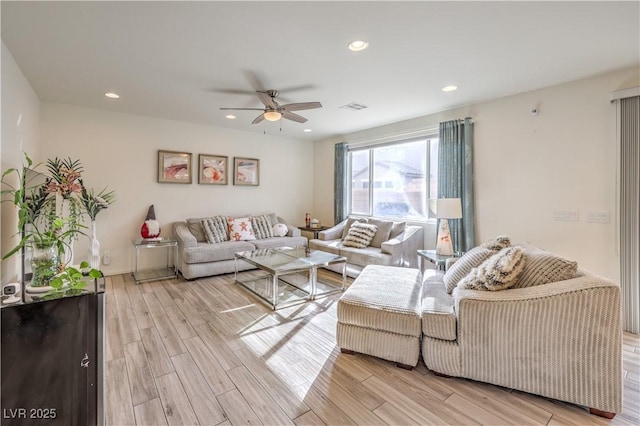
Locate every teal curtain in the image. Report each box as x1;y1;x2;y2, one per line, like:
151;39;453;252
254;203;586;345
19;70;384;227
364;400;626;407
438;118;475;251
334;142;348;224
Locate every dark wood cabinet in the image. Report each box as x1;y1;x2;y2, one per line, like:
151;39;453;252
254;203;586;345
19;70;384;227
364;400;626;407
1;281;104;426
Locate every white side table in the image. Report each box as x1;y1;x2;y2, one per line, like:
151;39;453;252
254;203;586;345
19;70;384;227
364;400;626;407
131;238;178;284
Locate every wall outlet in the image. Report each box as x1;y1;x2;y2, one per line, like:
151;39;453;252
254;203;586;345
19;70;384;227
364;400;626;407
102;251;111;266
587;211;610;224
554;210;579;222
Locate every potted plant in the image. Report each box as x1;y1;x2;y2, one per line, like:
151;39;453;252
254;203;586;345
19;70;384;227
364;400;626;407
1;153;112;294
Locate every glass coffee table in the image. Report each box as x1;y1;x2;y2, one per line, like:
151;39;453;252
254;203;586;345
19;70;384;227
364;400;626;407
234;246;346;310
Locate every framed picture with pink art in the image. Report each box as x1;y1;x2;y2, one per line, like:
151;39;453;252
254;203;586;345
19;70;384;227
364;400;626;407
233;157;259;186
199;154;228;185
157;150;192;184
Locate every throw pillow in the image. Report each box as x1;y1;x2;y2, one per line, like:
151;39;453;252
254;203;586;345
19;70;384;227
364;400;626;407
186;218;207;242
367;218;393;248
481;235;511;251
272;223;288;237
443;246;496;294
227;217;256;241
389;221;406;239
458;246;526;291
341;217;366;240
342;221;378;249
251;215;274;239
512;247;578;289
201;216;228;244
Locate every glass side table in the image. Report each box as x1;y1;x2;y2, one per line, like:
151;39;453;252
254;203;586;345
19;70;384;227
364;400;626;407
417;249;464;272
131;238;178;284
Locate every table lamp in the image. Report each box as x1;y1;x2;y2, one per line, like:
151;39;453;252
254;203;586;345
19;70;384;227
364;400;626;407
436;198;462;255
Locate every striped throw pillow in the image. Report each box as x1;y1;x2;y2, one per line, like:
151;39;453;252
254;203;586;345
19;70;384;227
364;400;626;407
201;216;228;243
458;246;526;291
251;215;274;239
512;248;577;289
342;221;378;249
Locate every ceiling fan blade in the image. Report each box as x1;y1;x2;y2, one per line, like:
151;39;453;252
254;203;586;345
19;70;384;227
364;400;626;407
252;114;266;124
280;102;322;112
282;111;307;123
220;107;265;111
209;88;256;95
257;91;278;109
244;70;266;92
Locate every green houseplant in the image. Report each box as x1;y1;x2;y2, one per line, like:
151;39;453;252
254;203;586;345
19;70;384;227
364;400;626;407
1;153;112;294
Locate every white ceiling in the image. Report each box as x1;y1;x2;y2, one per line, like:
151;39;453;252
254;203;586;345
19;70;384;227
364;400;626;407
2;1;639;141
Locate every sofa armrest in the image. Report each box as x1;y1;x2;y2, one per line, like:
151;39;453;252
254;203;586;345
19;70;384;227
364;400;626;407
381;225;423;268
318;220;346;241
173;222;198;249
452;275;622;414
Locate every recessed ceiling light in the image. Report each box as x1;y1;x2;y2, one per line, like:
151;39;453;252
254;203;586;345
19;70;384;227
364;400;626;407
348;40;369;52
225;114;236;119
442;85;458;92
104;92;120;99
304;129;312;133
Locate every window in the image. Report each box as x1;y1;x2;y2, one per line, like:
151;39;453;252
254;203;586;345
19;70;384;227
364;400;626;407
348;136;439;220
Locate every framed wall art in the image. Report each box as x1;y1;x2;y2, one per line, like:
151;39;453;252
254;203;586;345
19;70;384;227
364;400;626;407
233;157;259;186
158;150;192;184
199;154;228;185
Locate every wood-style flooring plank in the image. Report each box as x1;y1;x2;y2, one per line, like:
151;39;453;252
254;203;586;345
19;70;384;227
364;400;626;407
152;313;187;356
171;352;227;425
193;322;242;371
183;336;235;395
216;389;263;426
293;410;327;426
126;283;154;330
139;327;175;378
105;358;136;426
164;305;197;339
154;372;200;426
118;307;142;344
373;402;421;426
133;398;168;426
123;341;158;406
227;365;295;426
174;298;206;327
105;306;124;362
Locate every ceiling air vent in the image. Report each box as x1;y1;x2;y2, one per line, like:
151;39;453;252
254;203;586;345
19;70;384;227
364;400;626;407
339;102;368;111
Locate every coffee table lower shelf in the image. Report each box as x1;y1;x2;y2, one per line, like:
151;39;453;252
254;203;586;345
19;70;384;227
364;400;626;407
236;272;343;310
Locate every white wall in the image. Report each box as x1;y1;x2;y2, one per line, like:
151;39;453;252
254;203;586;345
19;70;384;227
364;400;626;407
38;103;314;275
1;42;40;284
314;67;640;281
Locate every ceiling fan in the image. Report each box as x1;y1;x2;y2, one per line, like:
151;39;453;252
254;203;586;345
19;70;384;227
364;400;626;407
220;90;322;124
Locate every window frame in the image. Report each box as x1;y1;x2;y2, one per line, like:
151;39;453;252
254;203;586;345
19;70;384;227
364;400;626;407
346;134;439;221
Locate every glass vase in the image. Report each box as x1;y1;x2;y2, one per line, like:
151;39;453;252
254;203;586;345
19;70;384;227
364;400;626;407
89;220;100;270
30;244;59;287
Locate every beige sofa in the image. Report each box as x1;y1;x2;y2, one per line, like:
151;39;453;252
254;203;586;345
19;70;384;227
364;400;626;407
338;245;622;418
309;217;424;277
173;213;307;279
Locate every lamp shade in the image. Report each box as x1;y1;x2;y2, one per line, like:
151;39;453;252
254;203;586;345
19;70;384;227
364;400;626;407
436;198;462;219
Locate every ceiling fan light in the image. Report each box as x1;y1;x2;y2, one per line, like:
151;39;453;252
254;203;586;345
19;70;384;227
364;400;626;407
264;111;282;121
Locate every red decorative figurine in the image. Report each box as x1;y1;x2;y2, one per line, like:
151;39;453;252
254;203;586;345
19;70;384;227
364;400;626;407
141;205;161;239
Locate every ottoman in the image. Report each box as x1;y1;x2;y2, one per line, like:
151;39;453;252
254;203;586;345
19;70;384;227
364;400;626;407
336;265;422;369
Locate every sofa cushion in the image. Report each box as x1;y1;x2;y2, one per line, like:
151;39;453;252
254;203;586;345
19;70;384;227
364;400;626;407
252;236;308;250
251;215;274;239
341;217;366;239
443;246;495;294
458;246;526;291
339;245;392;267
389;221;407;239
421;270;457;341
183;240;255;264
513;247;578;289
343;222;377;248
186;218;207;242
202;216;228;243
227;217;256;241
308;238;341;255
367;218;393;248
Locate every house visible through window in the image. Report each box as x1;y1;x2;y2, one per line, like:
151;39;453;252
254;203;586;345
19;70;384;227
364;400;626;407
348;136;439;220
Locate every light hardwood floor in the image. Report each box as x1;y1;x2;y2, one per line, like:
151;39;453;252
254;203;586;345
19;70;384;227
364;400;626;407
105;271;640;426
